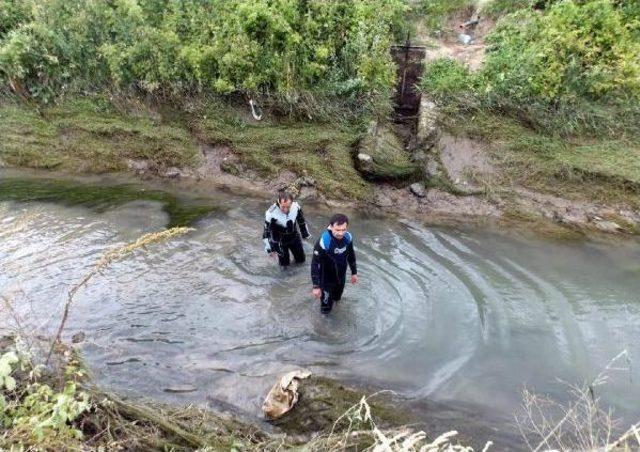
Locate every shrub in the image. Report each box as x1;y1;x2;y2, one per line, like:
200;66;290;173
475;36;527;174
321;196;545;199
0;0;408;104
420;58;476;100
482;0;640;102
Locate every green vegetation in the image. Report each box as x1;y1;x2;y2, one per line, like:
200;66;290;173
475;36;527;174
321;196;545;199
0;341;91;449
419;0;474;33
0;96;198;171
0;177;215;227
444;113;640;206
419;0;640;204
422;0;640;137
0;0;408;106
480;0;531;18
2;336;456;451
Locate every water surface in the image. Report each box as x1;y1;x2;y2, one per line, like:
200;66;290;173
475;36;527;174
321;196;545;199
1;171;639;447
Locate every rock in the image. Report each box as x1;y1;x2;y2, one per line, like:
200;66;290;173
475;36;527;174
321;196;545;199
163;167;181;179
297;186;317;201
127;159;149;174
426;160;442;178
71;331;86;344
409;182;427;198
355;122;419;181
262;369;312;420
415;98;439;148
458;33;473;45
593;219;624;234
220;159;240;176
295;176;316;187
163;385;198;393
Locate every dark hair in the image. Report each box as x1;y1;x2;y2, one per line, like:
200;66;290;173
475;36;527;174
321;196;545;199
329;213;349;226
277;190;294;202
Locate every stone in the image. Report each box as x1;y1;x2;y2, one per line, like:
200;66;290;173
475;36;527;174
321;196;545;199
127;159;149;174
71;331;86;344
415;98;439;148
425;160;442;179
409;182;427;198
220;159;240;176
295;176;316;187
163;167;181;179
163;385;198;393
593;219;624;234
357;153;372;163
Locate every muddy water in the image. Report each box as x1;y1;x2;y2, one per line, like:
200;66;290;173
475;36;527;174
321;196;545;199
1;171;639;445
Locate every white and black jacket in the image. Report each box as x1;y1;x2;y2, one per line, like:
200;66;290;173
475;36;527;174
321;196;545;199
262;201;310;250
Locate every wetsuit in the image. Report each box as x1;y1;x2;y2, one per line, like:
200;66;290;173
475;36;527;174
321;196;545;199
311;229;357;313
262;201;310;266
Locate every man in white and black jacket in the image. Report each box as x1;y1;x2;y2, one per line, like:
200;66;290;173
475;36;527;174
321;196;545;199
262;190;311;267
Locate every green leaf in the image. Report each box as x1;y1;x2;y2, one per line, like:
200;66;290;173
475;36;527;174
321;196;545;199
0;360;11;378
5;376;16;391
2;352;19;365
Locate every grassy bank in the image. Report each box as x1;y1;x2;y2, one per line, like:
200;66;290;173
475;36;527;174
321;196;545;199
0;96;199;172
0;95;423;202
443;112;640;208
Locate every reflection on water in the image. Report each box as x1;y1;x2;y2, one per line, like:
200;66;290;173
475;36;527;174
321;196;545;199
2;177;640;443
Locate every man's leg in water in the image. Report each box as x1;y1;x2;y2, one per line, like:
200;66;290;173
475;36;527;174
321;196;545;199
290;236;305;264
332;277;346;302
320;285;335;314
275;243;291;267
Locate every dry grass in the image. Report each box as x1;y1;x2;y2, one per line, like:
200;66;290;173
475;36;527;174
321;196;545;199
516;350;640;451
300;394;493;451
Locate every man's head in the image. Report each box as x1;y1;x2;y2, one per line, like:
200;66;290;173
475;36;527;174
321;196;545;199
277;190;294;214
328;213;349;239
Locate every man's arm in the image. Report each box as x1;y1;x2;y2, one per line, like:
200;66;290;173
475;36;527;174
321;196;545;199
296;207;311;239
347;241;357;275
262;214;272;253
311;241;323;287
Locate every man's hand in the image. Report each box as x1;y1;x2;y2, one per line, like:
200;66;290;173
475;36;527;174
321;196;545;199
312;287;322;299
350;274;359;284
269;252;277;259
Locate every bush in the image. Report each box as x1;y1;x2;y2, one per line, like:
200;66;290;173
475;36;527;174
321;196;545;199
0;22;67;103
482;0;640;102
420;0;640;137
0;0;408;104
419;0;474;32
420;58;476;101
0;0;32;39
480;0;532;18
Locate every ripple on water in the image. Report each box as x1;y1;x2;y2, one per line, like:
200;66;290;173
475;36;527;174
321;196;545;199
2;196;640;425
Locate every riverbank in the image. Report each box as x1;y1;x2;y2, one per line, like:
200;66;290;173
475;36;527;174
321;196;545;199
2;334;498;451
2;95;639;239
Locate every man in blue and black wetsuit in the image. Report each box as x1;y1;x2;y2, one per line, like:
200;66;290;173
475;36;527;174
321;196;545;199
311;213;358;314
263;191;311;267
